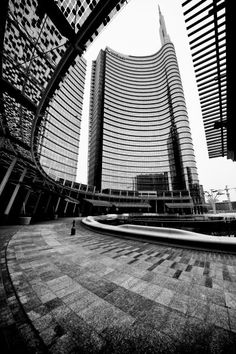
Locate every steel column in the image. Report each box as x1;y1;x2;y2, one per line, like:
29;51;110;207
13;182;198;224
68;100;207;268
54;179;66;213
33;192;42;215
64;182;73;214
4;167;27;215
44;194;52;214
0;157;17;196
20;189;31;214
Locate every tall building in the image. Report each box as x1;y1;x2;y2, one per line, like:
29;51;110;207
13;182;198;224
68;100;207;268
88;8;201;202
39;57;86;181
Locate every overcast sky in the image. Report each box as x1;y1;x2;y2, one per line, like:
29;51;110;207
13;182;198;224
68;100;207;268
76;0;236;201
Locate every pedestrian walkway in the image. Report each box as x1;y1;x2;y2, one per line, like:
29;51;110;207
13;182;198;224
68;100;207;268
1;219;236;353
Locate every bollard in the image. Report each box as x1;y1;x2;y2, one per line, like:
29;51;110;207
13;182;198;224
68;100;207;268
71;220;76;235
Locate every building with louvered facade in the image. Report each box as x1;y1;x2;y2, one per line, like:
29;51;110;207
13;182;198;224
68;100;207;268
88;8;203;212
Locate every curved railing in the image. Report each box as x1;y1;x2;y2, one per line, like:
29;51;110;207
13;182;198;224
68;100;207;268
82;214;236;253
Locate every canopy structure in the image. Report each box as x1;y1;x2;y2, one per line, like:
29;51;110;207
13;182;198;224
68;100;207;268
84;199;113;207
166;203;194;209
64;197;80;205
0;0;131;219
113;202;151;209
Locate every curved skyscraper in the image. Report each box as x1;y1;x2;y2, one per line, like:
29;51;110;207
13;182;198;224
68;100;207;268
39;56;86;182
88;8;200;203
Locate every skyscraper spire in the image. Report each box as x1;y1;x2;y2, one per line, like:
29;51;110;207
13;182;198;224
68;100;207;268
159;6;171;46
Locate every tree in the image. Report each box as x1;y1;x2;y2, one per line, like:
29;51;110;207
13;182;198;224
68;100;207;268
204;189;224;213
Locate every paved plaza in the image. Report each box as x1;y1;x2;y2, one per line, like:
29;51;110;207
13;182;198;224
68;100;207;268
1;219;236;353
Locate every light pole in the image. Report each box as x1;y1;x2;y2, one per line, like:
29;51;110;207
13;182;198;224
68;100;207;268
225;185;232;211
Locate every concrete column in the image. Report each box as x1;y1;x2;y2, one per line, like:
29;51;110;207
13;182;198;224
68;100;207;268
0;157;17;196
4;167;27;215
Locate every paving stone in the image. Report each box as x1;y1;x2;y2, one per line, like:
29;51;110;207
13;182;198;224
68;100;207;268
48;333;81;354
104;286;154;318
186;297;209;321
225;291;236;309
163;277;180;291
79;300;135;333
169;292;189;314
32;313;56;332
206;303;230;331
155;288;174;307
59;316;107;353
40;326;61;347
116;274;139;290
40;291;57;303
103;270;132;285
139;283;162;301
54;282;82;298
67;290;99;313
26;304;48;320
61;286;87;304
102;322;175;353
181;320;236;354
135;302;169;330
128;279;149;294
44;298;64;311
228;308;236;333
161;310;187;340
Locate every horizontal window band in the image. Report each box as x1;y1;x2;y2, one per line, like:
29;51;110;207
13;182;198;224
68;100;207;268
102;143;195;154
42;127;80;148
102;139;194;149
40;150;78;163
105;73;183;91
40;136;79;155
106;62;181;81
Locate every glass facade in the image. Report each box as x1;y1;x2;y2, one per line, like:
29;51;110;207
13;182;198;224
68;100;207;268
88;15;199;193
39;57;86;181
135;173;169;192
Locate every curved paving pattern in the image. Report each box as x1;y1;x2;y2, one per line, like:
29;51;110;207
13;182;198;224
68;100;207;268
4;220;236;353
0;226;47;353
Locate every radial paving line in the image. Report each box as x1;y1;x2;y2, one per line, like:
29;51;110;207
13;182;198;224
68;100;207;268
5;220;236;352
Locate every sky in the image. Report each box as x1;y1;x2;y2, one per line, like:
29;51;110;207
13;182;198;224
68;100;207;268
76;0;236;202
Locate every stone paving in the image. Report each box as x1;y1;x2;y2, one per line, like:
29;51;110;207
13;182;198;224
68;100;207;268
2;219;236;353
